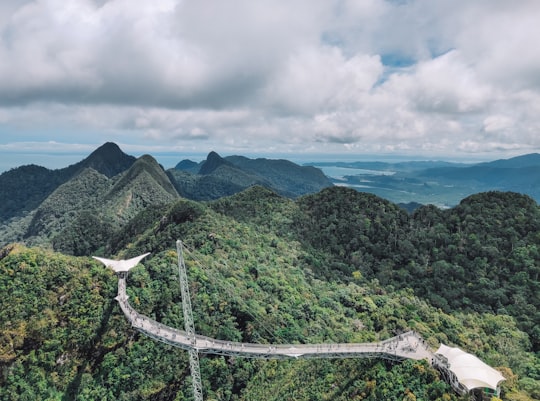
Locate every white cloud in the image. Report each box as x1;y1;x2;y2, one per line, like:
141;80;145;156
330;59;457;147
1;0;540;164
483;115;513;133
263;47;383;115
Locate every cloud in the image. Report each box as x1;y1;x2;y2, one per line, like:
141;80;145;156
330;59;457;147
263;47;383;115
1;0;540;162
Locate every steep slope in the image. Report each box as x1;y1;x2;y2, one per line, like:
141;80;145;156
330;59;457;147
107;154;179;205
198;150;233;175
0;142;135;224
0;164;65;223
65;141;136;178
3;154;179;255
51;155;179;256
24;168;112;243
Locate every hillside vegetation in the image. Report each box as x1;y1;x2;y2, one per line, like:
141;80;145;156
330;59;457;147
170;151;332;200
1;186;539;400
0;143;332;251
0;143;136;224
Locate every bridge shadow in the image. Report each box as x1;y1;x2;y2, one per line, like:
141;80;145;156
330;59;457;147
62;299;116;401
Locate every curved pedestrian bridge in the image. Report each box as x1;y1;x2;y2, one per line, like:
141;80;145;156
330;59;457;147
116;273;432;361
95;252;505;397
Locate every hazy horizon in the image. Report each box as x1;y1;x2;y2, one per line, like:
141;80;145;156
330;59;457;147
0;145;516;174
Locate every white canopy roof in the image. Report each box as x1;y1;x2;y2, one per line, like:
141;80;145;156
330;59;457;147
93;253;150;273
436;344;505;391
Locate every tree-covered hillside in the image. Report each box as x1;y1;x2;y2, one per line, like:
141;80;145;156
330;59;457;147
1;187;539;400
293;188;540;353
168;151;333;200
0;143;136;225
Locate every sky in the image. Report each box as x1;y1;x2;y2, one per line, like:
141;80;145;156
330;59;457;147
1;0;540;172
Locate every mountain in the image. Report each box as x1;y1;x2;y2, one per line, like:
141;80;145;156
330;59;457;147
314;153;540;207
0;164;65;223
168;151;269;200
0;142;136;224
478;152;540;168
1;153;178;255
1;186;537;400
0;143;333;250
224;155;332;196
170;151;333;199
174;158;200;173
24;167;113;242
66;141;137;178
1;146;540;399
107;154;178;204
414;154;540;201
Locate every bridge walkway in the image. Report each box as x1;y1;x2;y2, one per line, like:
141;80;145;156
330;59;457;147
116;275;433;362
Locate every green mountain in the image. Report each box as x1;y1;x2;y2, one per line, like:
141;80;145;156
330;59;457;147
169;151;271;200
0;142;136;224
1;153;179;255
0;144;333;252
0;143;332;233
224;154;332;196
171;151;333;199
294;188;540;352
1;185;538;400
1;146;539;399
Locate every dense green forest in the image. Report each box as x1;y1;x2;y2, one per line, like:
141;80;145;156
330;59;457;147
1;186;539;400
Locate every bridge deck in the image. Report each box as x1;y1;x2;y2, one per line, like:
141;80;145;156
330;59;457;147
116;276;433;362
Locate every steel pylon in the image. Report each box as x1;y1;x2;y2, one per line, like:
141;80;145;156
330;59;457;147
177;240;204;401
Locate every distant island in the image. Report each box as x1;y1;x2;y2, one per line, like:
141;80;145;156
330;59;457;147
306;153;540;207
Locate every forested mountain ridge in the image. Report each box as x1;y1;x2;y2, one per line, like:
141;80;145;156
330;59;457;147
0;143;332;227
0;143;331;250
0;142;136;224
0;154;180;254
0;185;538;399
1;145;539;399
223;154;332;196
171;151;333;199
168;151;272;200
294;188;540;353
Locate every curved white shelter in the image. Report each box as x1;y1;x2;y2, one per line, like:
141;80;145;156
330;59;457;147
435;344;505;396
93;253;150;273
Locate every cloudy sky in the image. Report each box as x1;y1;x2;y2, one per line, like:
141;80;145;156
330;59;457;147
1;0;540;171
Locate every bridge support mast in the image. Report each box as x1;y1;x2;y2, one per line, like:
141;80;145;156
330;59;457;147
177;240;204;401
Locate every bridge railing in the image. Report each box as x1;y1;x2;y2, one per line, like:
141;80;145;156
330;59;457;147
116;277;432;361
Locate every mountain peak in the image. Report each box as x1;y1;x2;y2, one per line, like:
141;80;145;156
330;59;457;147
75;142;136;178
199;151;231;175
175;159;200;173
110;154;178;198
